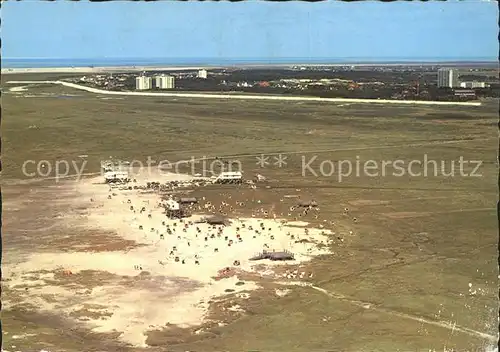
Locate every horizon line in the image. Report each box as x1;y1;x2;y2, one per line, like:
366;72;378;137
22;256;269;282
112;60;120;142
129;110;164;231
2;56;498;62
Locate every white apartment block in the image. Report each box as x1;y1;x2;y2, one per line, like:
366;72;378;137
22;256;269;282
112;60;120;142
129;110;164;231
135;76;152;90
437;68;459;88
460;81;486;88
155;75;175;89
198;69;208;79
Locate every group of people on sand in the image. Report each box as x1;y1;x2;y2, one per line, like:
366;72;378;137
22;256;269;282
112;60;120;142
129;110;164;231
102;183;326;272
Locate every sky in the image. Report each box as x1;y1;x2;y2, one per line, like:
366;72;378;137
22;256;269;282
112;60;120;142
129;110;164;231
2;0;498;62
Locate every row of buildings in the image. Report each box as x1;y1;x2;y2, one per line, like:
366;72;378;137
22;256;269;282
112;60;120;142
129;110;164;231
437;68;488;89
136;75;175;90
135;69;209;90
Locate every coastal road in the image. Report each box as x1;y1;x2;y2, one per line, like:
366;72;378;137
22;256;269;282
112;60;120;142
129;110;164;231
7;80;482;106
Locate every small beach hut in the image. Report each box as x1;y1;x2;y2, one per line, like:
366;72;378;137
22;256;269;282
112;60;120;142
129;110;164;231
297;200;318;208
179;197;198;204
205;216;230;226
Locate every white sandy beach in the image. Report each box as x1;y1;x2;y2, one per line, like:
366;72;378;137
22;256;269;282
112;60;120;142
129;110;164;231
1;66;210;74
5;169;333;347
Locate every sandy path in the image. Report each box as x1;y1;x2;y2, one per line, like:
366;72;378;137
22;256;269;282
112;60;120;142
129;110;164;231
5;80;482;106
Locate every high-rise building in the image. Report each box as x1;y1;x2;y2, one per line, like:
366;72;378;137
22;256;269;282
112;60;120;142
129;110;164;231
198;69;208;79
135;76;152;90
437;68;459;88
135;77;145;90
155;75;175;89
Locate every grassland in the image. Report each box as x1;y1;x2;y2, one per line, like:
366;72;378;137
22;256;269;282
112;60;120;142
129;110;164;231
1;77;498;352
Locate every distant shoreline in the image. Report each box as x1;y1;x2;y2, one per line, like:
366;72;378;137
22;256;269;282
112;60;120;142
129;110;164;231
1;66;211;74
2;60;498;74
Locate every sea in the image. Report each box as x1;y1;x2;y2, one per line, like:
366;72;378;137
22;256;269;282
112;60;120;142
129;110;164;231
2;57;497;69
